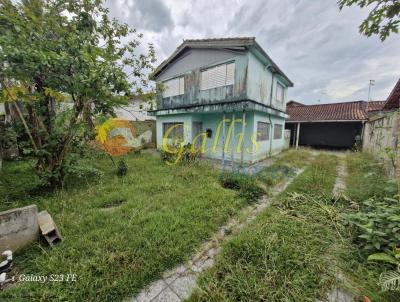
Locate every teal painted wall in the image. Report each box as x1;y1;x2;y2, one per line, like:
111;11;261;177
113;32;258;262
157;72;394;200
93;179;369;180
246;52;287;112
252;112;286;161
156;111;286;163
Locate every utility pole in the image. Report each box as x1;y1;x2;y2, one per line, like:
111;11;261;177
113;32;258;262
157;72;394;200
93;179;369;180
368;80;375;101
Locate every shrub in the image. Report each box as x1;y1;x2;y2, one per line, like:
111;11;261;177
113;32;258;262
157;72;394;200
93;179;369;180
117;159;128;177
160;143;199;165
220;172;265;203
345;196;400;253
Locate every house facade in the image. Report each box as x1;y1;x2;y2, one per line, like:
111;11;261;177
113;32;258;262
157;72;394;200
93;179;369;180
150;37;293;164
114;96;156;121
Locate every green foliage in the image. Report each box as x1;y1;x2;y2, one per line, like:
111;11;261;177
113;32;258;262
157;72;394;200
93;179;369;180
220;172;265;203
0;153;248;301
256;164;294;186
346;152;397;202
0;0;155;187
345;197;400;253
160;143;200;165
191;153;397;301
379;268;400;292
117;159;128;177
369;249;400;292
338;0;400;41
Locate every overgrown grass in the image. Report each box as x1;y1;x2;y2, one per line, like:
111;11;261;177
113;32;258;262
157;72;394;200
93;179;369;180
189;152;398;301
189;154;339;302
219;172;265;203
0;152;250;302
275;147;313;168
255;164;295;187
345;152;398;202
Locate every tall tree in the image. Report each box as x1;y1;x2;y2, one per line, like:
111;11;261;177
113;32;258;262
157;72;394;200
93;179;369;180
0;0;155;187
338;0;400;41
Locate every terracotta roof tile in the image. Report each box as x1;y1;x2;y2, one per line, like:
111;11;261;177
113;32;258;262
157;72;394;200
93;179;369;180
287;101;369;122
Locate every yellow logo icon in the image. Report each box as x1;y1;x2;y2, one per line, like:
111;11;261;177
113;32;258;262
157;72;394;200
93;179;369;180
95;119;137;156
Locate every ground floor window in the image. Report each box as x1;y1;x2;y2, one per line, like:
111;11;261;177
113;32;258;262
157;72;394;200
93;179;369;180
273;124;283;139
257;122;270;141
163;122;184;140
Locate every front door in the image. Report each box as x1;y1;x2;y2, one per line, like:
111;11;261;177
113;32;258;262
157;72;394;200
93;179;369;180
192;122;203;150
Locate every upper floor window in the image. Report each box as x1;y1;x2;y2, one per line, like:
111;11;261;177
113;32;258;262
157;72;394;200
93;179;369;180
163;77;184;98
276;82;284;102
200;62;235;90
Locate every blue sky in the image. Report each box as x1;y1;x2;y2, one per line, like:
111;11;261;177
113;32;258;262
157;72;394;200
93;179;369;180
106;0;400;104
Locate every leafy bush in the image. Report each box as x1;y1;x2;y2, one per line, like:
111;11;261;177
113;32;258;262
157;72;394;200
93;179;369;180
160;143;199;165
117;159;128;177
345;196;400;253
220;172;265;203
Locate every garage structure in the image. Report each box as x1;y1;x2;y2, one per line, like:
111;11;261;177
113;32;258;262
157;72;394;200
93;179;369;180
285;100;385;149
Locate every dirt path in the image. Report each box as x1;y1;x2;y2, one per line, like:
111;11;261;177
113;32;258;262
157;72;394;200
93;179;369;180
128;168;305;302
317;156;354;302
333;157;348;198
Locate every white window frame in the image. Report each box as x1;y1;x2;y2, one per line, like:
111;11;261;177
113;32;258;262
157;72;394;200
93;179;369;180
200;62;235;91
163;76;185;98
276;82;285;103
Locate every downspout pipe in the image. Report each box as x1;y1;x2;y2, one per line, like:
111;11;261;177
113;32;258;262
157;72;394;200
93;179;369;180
267;65;277;157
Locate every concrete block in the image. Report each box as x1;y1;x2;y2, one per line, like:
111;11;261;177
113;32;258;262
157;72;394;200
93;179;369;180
0;205;39;252
37;211;62;246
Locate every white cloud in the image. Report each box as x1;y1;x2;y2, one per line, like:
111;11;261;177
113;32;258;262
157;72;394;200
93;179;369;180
105;0;400;103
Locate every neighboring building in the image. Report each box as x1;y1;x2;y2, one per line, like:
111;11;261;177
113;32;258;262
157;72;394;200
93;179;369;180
150;37;293;164
285;100;385;149
363;79;400;176
114;96;156;121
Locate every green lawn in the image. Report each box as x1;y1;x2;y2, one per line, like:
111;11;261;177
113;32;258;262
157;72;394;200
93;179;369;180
189;153;397;302
0;152;250;301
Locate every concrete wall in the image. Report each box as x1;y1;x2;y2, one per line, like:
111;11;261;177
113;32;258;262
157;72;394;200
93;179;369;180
252;111;286;161
363;111;400;175
156;111;286;163
155;48;289;114
115;102;156;121
0;205;39;252
246;52;287;112
157;52;248;109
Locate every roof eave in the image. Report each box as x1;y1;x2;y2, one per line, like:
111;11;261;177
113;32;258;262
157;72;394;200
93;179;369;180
252;42;294;87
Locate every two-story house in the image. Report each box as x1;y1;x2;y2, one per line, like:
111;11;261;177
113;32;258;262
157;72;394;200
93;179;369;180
150;37;293;164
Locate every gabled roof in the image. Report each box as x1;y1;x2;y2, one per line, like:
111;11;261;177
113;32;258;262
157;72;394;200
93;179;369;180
151;37;293;87
287;101;369;122
383;78;400;110
287;100;305;107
